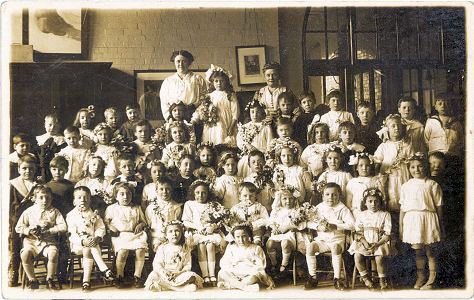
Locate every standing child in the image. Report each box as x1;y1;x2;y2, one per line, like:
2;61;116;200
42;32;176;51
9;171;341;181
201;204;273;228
320;90;355;141
243;150;274;213
66;186;115;291
142;160;166;209
36;114;66;147
92;123;119;180
110;154;144;207
172;154;197;204
9;133;35;179
336;121;366;173
400;153;444;290
398;97;427;154
301;122;332;178
193;143;217;183
214;151;242;209
317;145;353;201
199;65;239;146
348;188;393;290
104;107;121;136
167;101;196;144
355;101;381;154
276;92;299;122
105;182;148;288
161;121;196;169
15;185;67;290
119;103;142;142
218;224;275;291
182;180;226;287
72;106;95;148
145;221;203;292
293;92;319;148
133;120;161;176
57;126;90;184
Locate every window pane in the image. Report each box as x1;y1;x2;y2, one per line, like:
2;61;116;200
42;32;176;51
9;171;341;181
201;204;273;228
363;72;371;102
420;31;440;60
402;69;410;92
326;75;341;93
307;8;325;31
355;8;376;31
305;33;326;59
379;32;397;59
327;7;347;31
411;69;418;92
308;76;324;105
354;73;361;104
356;33;377;59
328;33;347;59
374;70;382;112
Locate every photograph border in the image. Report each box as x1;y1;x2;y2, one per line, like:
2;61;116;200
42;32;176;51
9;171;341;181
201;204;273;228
235;45;266;86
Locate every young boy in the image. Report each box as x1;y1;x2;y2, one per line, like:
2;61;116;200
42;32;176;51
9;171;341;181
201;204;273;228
10;133;35;179
243;150;274;213
9;154;37;287
119;103;142;142
293;92;318;148
133;119;161;176
355;101;381;154
398;97;427;153
15;185;67;290
172;154;196;204
110;154;144;206
320;90;355;142
36;114;66;147
104;106;121;136
57;126;90;184
337;121;365;173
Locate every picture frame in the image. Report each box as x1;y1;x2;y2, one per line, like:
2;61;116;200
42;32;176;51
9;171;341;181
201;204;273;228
235;45;266;85
23;8;88;60
134;69;207;127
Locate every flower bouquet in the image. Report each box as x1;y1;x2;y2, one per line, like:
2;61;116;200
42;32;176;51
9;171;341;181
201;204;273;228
194;97;218;126
200;201;231;234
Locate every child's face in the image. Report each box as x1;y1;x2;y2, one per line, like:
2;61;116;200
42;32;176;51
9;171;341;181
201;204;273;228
264;69;280;88
105;112;119;129
150;165;165;182
434;99;449;116
74;190;91;211
18;161;35;180
301;97;315;113
328;96;342;111
65;132;80;148
50;165;67;181
119;159;135;177
174;55;191;74
223;157;237;176
126;108;140;122
194;185;208;203
166;225;183;244
365;195;380;212
14;141;31;156
240;187;256;203
429;156;445;177
96;129;111;145
116;187;132;206
234;229;251;247
276;124;293;138
339;127;355;145
171;105;185;121
179;158;194;177
356;158;371;177
199;149;213;166
170;126;186;143
157;182;172;201
213;75;227;91
279;98;293;115
314;127;328;144
326;151;341;171
409;160;426;179
280;148;295;166
249;107;264;122
398;101;415;120
135;125;151;142
281;192;295;209
44;118;58;134
357;107;374;126
322;187;340;207
35;190;52;210
249;155;264;172
88;158;103;178
79;111;91;129
387;120;403;140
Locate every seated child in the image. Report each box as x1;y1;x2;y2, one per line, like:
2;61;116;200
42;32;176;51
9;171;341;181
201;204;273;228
142;160;166;209
355;101;381;154
111;154;144;207
15;185;67;290
73;107;95;148
294;92;319;148
133;120;161;176
161;121;196;169
119;103;142;142
57;126;90;184
172;154;197;204
305;183;355;291
214;151;241;209
9;133;35;179
36;114;66;147
66;186;115;291
320;90;355;141
92;123;119;180
104;107;121;136
243;150;274;213
105;182;148;288
145;221;203;292
217;224;275;291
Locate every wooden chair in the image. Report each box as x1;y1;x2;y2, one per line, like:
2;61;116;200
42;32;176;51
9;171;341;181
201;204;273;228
20;256;62;290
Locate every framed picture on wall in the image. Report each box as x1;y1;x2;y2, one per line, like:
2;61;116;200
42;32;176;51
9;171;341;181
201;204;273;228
134;69;206;127
235;45;266;85
23;8;88;60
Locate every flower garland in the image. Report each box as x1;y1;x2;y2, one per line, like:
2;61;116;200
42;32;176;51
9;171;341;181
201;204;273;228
77;209;100;238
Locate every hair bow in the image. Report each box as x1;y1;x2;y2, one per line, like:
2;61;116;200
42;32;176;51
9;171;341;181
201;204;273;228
87;105;96;119
205;64;232;82
408;152;427;162
93;122;111;136
348;152;374;166
245;98;266;112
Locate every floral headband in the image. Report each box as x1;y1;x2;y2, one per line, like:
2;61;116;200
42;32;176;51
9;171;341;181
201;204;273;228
363;188;384;200
276;184;301;199
376;113;403;141
165;220;185;231
93;122;112;136
205;64;232;82
323;143;343;155
198;141;215;151
270;137;300;158
189;179;211;192
146;159;163;169
230;221;253;234
407;152;427;162
348;152;374;166
218;151;237;165
244;98;266;112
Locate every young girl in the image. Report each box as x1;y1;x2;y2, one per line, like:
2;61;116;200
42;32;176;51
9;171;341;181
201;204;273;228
305;183;355;290
398;97;427;154
230;182;269;246
161;121;196;169
400;153;443;290
237;99;273;178
301;122;332;178
193;142;217;183
266;118;302;167
348;188;392;290
144;221;203;292
214;151;242;209
73;106;95;148
167;101;196;144
36;114;66;147
142;160;166;209
199;65;240;146
66;186;115;291
218;224;275;291
182;180;226;287
92;123;119;180
319;90;355;141
317;144;353;201
75;156;112;215
104;182;148;288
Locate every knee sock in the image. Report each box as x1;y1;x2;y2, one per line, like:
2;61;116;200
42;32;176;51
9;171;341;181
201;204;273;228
134;259;145;278
267;249;277;266
47;261;58;280
198;261;209;278
306;255;317;277
116;259;126;277
82;258;94;283
415;249;426;273
208;259;216;277
281;251;291;269
91;247;108;272
332;254;342;279
426;255;437;284
23;263;36;281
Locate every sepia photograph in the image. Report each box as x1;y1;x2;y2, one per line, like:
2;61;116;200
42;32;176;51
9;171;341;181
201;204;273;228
1;1;472;298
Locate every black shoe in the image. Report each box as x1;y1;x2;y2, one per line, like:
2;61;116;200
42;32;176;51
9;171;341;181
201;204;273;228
46;278;60;290
102;269;115;284
304;276;319;290
28;280;39;290
134;276;144;288
115;276;125;289
82;281;91;292
334;278;345;291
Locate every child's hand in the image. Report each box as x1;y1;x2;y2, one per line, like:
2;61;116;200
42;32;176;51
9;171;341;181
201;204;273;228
134;222;146;234
109;225;119;237
89;236;101;247
361;238;370;249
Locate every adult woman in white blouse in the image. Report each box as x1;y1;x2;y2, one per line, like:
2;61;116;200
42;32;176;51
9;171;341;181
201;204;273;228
159;50;208;121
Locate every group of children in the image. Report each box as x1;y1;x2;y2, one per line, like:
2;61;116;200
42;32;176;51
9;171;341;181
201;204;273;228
8;62;464;293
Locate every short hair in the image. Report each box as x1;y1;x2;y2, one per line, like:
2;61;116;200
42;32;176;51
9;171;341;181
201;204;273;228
326;89;343;102
322;182;343;197
247;150;265;164
50;155;69;170
428;151;445;161
277;92;296;106
164;221;186;245
149;160;166;170
360;188;384;211
239;181;258;195
64;126;80;136
167;121;191;143
337;121;356;135
104;107;119;116
13;133;32;145
276;117;293;128
178;154;195;166
117;153;135;165
434;92;455;103
397;96;417;108
113;182;134;199
134;119;153;132
357;101;373;111
74;186;92;198
44;114;59;123
86;156;105;177
231;224;253;240
262;62;280;73
168;102;186;120
126;102;140;111
170;50;194;63
307;122;330;145
18;154;37;166
298;91;316;103
33;184;52;198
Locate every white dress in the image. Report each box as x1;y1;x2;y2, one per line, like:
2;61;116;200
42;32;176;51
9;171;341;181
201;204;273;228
301;143;332;177
400;178;442;245
142;182;158;207
272;164;308;207
104;203;148;252
230;201;269;230
202;91;240;146
213;175;241;209
94;144;119;180
320;110;355;141
267;207;311;253
254;86;290;112
317;169;353;201
145;199;183;251
66;207;106;254
348;210;393;256
57;146;90;183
